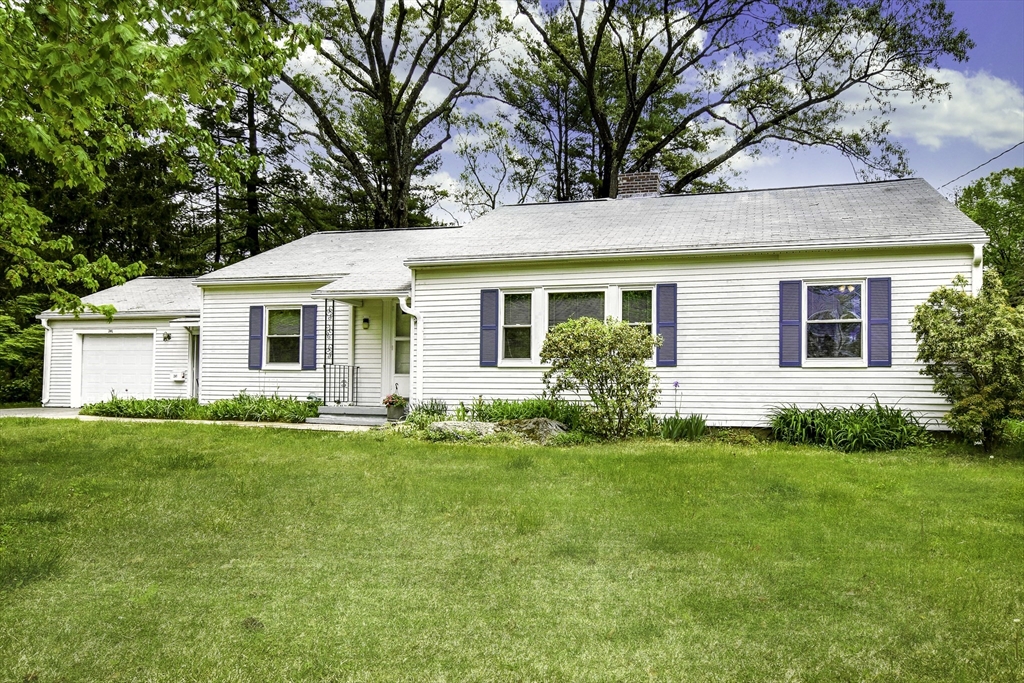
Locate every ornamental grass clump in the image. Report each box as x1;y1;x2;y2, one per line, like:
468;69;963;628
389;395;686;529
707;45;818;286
469;396;586;431
80;393;321;423
769;400;928;452
540;317;661;438
661;413;707;441
80;396;204;420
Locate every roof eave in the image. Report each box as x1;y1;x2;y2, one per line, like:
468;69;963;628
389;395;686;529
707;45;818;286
194;275;343;287
405;235;987;268
311;289;411;300
38;309;200;321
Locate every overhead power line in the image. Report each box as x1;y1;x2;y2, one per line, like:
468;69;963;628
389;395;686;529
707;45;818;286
938;140;1024;190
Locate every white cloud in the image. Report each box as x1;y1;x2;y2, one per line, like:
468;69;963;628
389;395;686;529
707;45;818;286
886;69;1024;151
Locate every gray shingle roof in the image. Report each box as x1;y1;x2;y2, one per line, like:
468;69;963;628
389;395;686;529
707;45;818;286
194;227;462;293
407;179;987;266
40;277;201;319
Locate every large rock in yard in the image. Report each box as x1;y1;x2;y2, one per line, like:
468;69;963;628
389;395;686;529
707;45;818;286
496;418;567;444
428;420;496;436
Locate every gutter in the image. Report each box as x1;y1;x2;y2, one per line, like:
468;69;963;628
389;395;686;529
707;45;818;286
311;289;411;300
405;235;988;269
37;310;201;321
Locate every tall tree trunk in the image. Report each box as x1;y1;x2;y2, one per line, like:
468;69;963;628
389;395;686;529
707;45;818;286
214;179;223;265
245;89;261;255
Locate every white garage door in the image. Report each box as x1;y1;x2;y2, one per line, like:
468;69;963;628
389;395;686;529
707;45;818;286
81;334;154;403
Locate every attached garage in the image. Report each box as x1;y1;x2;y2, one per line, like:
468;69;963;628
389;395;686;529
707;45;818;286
39;277;201;408
80;334;154;403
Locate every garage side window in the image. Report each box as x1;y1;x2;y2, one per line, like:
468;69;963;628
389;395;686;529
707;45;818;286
267;309;301;364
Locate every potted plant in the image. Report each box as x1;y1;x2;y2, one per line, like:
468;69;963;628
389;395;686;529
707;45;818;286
383;393;408;421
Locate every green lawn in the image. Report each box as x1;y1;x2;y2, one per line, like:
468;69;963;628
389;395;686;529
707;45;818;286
1;420;1022;682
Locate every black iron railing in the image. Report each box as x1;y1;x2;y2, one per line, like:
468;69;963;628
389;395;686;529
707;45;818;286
324;364;358;405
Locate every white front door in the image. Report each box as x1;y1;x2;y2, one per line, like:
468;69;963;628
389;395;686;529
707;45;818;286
81;334;153;403
393;303;411;397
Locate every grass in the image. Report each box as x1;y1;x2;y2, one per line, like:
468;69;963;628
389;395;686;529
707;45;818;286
0;420;1022;681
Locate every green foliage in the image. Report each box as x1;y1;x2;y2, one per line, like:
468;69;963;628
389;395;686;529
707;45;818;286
0;294;46;402
541;317;661;438
956;168;1024;307
769;401;929;452
1004;420;1024;457
661;414;708;442
469;397;586;431
911;271;1024;451
192;393;322;423
0;0;302;311
79;393;321;423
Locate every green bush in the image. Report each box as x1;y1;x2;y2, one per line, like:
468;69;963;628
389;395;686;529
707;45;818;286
80;393;321;423
202;393;321;423
911;271;1024;451
540;317;661;438
81;396;204;419
661;414;707;441
469;397;587;431
1005;420;1024;456
406;399;449;429
769;400;928;452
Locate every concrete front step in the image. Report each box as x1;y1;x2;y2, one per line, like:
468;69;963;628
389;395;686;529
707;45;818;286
306;415;388;427
318;405;387;417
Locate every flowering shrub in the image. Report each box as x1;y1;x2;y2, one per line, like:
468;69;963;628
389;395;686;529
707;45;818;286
383;393;408;409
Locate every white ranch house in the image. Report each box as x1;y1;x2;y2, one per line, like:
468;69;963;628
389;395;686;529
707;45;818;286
40;178;988;426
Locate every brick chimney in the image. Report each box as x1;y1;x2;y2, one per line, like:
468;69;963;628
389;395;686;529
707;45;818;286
616;171;661;198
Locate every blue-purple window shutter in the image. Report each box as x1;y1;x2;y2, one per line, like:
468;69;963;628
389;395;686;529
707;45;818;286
480;289;499;366
779;281;802;367
656;283;677;367
867;277;892;367
301;304;317;370
248;306;263;370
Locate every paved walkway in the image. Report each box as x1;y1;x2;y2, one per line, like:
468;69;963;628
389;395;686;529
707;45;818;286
0;407;80;419
0;408;372;432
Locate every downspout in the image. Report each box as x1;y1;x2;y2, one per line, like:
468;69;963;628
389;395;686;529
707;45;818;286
972;243;984;295
398;295;421;404
40;318;51;406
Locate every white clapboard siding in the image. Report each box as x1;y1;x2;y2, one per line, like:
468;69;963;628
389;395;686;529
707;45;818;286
413;247;973;427
200;286;394;407
43;317;192;407
351;299;385;405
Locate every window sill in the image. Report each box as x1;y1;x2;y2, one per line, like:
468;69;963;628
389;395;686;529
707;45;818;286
802;358;866;369
259;364;303;371
498;359;538;368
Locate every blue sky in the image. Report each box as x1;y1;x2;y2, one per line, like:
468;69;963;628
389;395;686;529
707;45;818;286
738;0;1024;198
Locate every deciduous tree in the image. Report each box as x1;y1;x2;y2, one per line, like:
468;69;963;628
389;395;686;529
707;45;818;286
515;0;972;197
956;167;1024;307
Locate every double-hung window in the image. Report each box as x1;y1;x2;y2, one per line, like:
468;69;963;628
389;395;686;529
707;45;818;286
502;293;532;360
548;291;605;328
621;289;653;336
806;283;863;359
266;308;301;364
